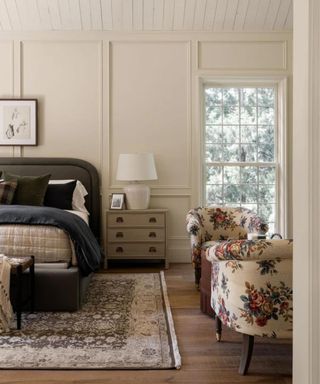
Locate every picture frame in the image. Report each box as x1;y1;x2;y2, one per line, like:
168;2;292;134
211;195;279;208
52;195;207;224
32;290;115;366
110;193;126;210
0;99;37;146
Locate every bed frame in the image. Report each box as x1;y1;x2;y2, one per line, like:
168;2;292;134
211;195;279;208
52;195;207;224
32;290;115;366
0;157;101;311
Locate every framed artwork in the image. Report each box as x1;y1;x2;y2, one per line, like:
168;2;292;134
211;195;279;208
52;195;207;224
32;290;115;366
0;99;37;145
110;193;126;210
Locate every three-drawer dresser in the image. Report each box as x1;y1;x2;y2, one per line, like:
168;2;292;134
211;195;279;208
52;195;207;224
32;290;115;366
106;209;168;268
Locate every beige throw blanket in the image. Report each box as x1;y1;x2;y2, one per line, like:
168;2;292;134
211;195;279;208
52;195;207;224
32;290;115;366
0;255;13;332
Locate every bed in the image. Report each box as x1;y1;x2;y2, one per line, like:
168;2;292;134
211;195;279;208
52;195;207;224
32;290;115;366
0;157;101;311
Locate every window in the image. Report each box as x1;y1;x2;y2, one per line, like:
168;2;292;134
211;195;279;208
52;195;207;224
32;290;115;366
203;84;284;234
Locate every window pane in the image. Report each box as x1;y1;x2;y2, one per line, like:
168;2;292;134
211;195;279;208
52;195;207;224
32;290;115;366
205;88;222;105
259;204;276;223
206;105;222;124
258;107;274;125
241;166;258;183
207;185;223;204
205;144;222;162
268;223;275;234
241;203;258;213
223;144;239;161
241;184;258;203
258;88;274;107
240;144;257;162
259;185;276;203
241;88;257;106
223;88;239;105
223;105;239;124
224;184;241;203
241;125;257;143
206;125;222;143
224;166;240;184
207;166;223;184
268;222;276;234
258;125;274;144
223;125;239;143
241;106;257;124
258;144;274;162
259;167;276;184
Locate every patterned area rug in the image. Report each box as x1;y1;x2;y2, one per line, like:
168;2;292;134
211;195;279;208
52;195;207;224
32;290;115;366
0;272;181;369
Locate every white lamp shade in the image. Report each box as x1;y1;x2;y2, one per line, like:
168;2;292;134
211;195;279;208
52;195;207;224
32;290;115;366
116;153;158;181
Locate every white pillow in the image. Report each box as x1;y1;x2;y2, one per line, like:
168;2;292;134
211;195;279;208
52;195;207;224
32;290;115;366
49;180;89;214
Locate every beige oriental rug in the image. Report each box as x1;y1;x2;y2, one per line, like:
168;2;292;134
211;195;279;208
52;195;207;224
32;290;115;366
0;272;181;369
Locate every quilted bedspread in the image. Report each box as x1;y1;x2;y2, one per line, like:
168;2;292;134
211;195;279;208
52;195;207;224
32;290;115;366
0;206;102;276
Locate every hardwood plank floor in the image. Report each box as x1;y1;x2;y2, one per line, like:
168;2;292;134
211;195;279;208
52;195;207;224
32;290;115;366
0;263;292;384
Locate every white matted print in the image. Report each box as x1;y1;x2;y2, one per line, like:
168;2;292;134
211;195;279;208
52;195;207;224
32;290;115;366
0;99;37;145
110;193;126;210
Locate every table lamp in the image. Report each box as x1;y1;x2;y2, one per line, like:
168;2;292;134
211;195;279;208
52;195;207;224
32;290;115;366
116;153;158;209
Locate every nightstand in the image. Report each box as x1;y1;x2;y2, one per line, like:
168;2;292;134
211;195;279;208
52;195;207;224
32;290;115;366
106;209;168;268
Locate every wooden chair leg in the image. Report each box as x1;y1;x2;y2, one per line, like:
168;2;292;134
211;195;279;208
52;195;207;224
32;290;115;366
239;334;254;375
215;316;222;342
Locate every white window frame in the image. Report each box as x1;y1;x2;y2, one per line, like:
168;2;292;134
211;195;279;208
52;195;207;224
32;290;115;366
199;76;288;237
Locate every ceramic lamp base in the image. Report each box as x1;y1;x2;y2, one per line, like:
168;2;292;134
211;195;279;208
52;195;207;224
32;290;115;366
124;183;150;209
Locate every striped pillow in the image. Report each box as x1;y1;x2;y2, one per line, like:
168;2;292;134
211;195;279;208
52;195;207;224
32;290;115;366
0;181;17;204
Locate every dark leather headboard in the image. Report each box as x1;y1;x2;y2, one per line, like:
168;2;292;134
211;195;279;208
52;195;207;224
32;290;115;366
0;157;100;241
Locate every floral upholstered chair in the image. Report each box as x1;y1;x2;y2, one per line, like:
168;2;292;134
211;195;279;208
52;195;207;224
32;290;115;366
207;238;293;374
186;207;268;286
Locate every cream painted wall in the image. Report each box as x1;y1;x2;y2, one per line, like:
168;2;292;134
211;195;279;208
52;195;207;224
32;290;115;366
0;31;292;262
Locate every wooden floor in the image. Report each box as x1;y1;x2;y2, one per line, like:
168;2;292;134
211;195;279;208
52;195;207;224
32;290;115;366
0;263;292;384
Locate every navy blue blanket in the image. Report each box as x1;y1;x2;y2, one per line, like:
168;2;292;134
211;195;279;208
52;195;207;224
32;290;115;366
0;205;102;276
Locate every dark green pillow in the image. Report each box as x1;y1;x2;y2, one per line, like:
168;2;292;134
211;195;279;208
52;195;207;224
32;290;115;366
2;171;51;206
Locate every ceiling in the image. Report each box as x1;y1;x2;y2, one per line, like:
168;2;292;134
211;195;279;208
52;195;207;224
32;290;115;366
0;0;293;32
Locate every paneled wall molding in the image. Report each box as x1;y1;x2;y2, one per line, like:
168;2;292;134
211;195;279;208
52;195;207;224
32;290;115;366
108;192;192;198
198;40;287;71
0;40;15;157
3;32;291;44
107;40;192;190
19;39;102;164
98;40;104;175
109;184;192;190
6;40;14;96
151;193;192;197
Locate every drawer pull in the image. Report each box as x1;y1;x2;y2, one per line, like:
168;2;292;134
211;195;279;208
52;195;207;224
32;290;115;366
149;217;157;223
116;217;124;223
149;246;157;253
116;247;124;253
116;232;124;238
149;232;157;238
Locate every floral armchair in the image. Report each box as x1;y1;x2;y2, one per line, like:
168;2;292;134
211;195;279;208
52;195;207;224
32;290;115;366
207;238;293;374
186;207;268;286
